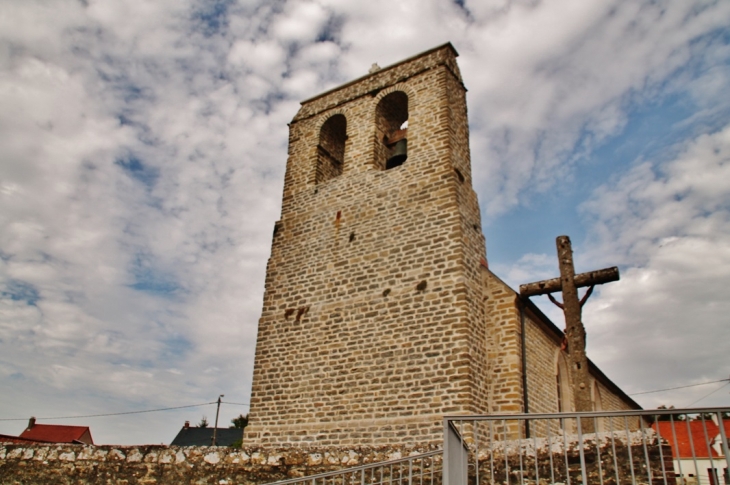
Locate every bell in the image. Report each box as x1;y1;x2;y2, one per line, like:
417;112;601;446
386;138;407;169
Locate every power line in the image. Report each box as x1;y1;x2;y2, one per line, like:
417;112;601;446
629;378;729;396
0;402;216;421
686;381;730;407
221;401;249;406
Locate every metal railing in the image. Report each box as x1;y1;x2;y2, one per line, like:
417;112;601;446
269;450;443;485
444;408;730;485
264;408;729;485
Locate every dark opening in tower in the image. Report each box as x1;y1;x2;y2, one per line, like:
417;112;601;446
316;114;346;184
375;92;408;170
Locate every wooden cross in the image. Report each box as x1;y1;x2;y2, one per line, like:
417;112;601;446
520;235;619;414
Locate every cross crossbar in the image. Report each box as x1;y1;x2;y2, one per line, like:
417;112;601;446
519;266;619;297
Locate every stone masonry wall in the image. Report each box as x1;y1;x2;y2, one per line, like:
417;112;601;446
293;44;462;123
0;443;438;485
523;306;637;418
448;65;492;416
523;310;563;414
485;272;638;419
483;271;524;414
245;44;491;446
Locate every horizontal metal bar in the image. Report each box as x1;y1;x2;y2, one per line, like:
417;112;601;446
442;407;729;485
269;450;442;485
444;406;730;421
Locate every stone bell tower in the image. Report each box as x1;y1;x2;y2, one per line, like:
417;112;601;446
245;43;491;446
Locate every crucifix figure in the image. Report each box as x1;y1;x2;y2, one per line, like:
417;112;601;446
520;235;619;415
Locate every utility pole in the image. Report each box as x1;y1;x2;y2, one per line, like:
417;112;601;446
212;394;224;446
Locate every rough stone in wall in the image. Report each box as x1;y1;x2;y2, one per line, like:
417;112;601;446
0;443;439;485
475;430;676;485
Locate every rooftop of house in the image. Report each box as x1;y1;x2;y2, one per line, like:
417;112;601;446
653;418;730;458
18;417;93;445
170;421;243;447
0;433;47;444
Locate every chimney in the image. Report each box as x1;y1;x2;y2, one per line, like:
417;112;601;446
184;421;190;429
27;416;36;430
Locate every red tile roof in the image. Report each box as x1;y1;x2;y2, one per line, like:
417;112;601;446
653;419;728;459
19;424;93;444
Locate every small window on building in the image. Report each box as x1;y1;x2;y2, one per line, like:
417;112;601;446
375;91;408;170
708;468;719;485
316;114;346;184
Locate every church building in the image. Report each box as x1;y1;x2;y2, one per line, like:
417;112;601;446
244;43;639;447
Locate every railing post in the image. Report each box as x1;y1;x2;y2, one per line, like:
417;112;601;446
443;418;467;485
716;411;730;485
577;416;589;485
260;408;729;485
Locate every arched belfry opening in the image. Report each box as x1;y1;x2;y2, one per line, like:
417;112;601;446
592;381;605;431
556;350;573;413
316;114;346;184
375;91;408;170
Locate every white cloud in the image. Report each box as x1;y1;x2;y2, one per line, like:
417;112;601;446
583;127;730;265
1;0;729;444
581;126;730;407
270;1;330;43
228;40;287;77
0;0;285;443
491;252;553;288
463;0;730;217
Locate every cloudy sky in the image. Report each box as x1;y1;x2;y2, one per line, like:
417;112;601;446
1;0;729;445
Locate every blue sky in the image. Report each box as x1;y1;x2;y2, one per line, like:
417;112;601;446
488;85;714;264
1;0;729;445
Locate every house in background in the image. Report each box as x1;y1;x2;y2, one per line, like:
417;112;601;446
653;417;730;485
17;417;94;445
0;434;47;444
170;421;242;447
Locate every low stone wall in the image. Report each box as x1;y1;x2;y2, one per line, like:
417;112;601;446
0;432;675;485
0;443;437;485
476;431;676;485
